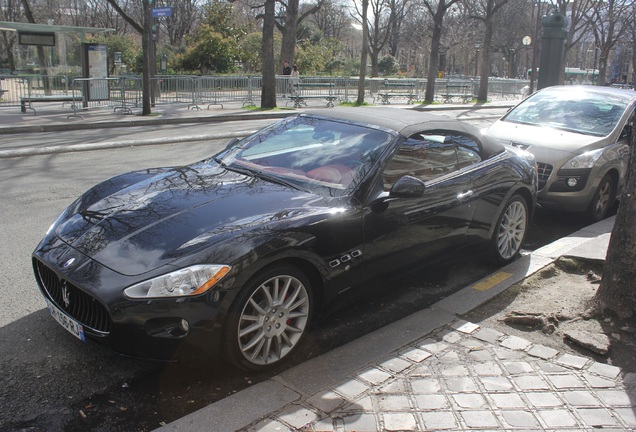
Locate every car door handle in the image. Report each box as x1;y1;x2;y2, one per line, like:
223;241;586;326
457;190;474;201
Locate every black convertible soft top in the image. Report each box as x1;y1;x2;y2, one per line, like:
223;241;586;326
304;107;505;158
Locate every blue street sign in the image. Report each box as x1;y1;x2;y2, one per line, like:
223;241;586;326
152;7;173;17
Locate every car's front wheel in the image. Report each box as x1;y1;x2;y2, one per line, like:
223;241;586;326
587;174;615;222
489;195;529;264
223;265;313;371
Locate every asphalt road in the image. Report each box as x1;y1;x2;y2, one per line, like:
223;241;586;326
0;110;594;431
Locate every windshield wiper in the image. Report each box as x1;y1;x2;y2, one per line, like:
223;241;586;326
255;170;312;193
219;161;311;193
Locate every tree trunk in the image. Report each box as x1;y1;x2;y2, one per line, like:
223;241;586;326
592;115;636;319
141;0;152;115
477;22;493;102
424;13;443;103
370;49;379;77
597;50;609;86
280;0;299;67
20;0;51;95
356;0;369;105
261;0;277;108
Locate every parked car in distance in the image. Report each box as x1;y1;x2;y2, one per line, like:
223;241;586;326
33;108;536;371
486;85;636;221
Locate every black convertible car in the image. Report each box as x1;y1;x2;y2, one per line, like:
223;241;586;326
33;108;537;370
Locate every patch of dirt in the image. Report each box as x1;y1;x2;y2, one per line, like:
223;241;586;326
463;257;636;373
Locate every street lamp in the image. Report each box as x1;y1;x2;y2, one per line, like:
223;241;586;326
160;54;168;74
474;44;480;77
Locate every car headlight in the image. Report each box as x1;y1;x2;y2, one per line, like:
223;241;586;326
561;148;604;169
124;264;231;299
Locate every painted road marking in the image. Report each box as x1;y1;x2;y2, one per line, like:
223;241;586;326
471;271;513;291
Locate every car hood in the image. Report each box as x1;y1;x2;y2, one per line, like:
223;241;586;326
487;120;607;155
54;163;332;276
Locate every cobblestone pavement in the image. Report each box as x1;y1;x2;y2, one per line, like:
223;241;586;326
247;320;636;431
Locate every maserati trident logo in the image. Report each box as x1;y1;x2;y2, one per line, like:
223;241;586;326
61;280;71;308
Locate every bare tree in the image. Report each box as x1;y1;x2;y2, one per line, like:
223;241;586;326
19;0;51;93
261;0;277;107
467;0;510;101
310;0;351;40
276;0;324;69
0;0;22;71
630;6;636;86
162;0;201;47
555;0;593;65
588;0;630;86
356;0;369;104
386;0;409;58
105;0;154;115
490;0;533;78
421;0;462;102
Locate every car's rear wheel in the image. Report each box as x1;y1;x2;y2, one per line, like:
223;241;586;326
587;174;615;222
223;265;313;371
489;195;528;264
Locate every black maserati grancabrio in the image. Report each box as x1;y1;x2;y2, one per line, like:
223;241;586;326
33;108;537;370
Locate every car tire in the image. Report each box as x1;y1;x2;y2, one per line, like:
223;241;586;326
222;265;313;371
488;195;529;265
586;174;615;222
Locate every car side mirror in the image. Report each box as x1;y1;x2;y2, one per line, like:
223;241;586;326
389;175;426;198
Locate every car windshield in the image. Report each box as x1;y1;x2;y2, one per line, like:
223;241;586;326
216;115;394;197
503;88;630;137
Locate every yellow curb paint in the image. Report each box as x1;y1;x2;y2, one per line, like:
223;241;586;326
471;272;513;291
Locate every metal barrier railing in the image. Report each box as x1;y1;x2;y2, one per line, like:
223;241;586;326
1;74;532;116
0;74;76;107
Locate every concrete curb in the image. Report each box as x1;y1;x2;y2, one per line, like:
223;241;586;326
0;130;259;159
0;111;295;135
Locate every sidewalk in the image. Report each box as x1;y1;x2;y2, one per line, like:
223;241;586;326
157;216;636;432
0;98;515;135
0;102;293;135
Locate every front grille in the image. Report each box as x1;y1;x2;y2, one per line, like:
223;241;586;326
33;258;112;334
536;162;553;190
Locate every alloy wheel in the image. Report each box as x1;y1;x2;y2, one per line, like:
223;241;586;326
237;274;310;366
497;200;527;261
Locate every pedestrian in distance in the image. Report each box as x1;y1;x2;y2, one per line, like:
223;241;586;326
290;65;300;95
282;60;292;96
282;60;292;76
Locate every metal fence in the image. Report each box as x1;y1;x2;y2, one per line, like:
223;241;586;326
0;74;530;114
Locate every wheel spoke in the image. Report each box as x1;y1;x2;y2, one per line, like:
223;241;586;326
260;336;272;362
278;277;292;304
248;297;268;316
287;294;307;313
242;330;265;353
283;285;300;309
239;321;263;338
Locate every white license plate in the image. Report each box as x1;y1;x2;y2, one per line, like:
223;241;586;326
46;299;85;342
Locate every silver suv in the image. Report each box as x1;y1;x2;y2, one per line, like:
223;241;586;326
486;85;636;221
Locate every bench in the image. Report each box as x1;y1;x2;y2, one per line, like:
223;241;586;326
21;95;84;115
287;82;338;108
441;83;474;103
374;81;417;105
